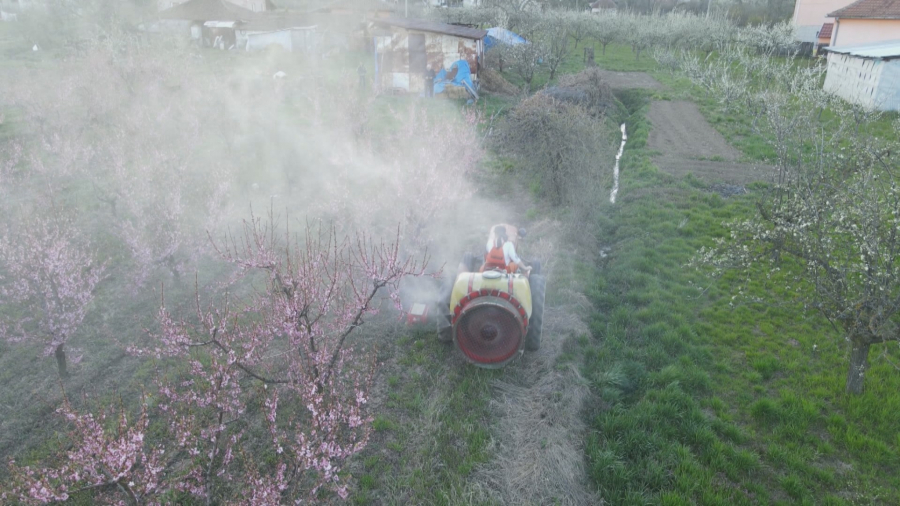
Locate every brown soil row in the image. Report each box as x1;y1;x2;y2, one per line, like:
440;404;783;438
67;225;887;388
594;70;666;90
646;100;774;184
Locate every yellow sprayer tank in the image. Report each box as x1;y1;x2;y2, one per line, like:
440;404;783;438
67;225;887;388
448;270;536;367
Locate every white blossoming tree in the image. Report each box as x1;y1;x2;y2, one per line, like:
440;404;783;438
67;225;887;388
690;46;900;394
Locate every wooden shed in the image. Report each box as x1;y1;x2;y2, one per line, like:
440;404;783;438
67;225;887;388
823;39;900;111
371;17;486;95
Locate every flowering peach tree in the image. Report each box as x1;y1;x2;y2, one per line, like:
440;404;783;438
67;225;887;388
4;214;427;504
0;214;105;378
4;396;163;505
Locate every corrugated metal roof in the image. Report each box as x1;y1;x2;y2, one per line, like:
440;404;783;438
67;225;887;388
818;22;834;39
824;39;900;58
828;0;900;19
158;0;255;21
372;17;487;40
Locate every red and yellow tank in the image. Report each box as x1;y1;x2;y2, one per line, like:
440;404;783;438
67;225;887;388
449;270;534;367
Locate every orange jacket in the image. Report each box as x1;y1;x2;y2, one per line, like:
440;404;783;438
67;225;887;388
481;247;518;273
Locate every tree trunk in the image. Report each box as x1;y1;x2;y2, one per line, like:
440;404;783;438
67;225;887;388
846;341;870;395
55;343;68;379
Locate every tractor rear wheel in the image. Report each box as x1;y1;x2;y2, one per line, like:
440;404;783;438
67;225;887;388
525;274;545;351
530;259;541;276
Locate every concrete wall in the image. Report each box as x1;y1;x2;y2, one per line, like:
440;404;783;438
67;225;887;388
831;19;900;46
824;52;900;111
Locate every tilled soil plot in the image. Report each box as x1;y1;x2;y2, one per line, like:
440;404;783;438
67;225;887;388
594;70;665;90
647;100;774;184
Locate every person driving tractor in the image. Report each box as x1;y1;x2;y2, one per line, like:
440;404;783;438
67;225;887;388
481;225;532;275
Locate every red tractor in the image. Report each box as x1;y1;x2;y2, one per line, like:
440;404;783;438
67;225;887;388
402;224;546;368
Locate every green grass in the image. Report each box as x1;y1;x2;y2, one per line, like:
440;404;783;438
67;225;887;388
577;96;900;504
494;38;660;92
351;330;500;505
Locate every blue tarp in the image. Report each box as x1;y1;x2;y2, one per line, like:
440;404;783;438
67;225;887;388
434;60;478;100
484;27;526;51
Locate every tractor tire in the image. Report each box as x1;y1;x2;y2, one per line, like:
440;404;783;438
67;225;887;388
530;259;541;276
524;274;546;351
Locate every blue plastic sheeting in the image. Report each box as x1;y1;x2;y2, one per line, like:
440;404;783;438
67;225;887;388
484;27;526;51
434;60;478;100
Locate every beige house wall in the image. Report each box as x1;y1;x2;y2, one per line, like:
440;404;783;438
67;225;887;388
831;19;900;46
791;0;848;41
792;0;847;26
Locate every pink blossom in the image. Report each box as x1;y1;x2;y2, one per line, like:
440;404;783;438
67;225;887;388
0;214;106;377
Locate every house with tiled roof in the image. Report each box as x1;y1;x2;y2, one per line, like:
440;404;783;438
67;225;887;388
828;0;900;46
818;22;834;48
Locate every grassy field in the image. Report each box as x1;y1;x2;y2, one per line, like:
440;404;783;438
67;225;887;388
572;57;900;503
349;329;501;505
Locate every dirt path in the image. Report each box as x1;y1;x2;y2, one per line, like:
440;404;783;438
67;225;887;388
647;101;774;184
351;183;599;504
469;219;600;506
